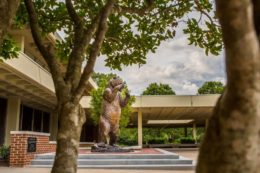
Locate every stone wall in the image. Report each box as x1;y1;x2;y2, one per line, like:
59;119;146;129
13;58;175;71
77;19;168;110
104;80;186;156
9;131;56;167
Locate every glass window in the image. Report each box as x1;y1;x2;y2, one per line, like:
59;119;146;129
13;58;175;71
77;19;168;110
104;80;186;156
21;105;33;131
20;105;50;133
42;112;50;133
0;97;7;145
33;110;42;132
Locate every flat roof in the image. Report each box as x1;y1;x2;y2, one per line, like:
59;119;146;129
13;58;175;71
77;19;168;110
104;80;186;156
82;94;220;127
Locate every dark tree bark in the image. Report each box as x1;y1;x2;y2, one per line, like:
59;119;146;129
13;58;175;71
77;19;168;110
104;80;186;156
0;0;20;49
196;1;260;173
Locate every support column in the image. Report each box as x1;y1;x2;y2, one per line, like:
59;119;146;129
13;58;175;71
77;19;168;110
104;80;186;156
50;111;58;141
137;109;143;147
205;118;209;130
5;97;21;145
192;123;197;142
184;127;188;137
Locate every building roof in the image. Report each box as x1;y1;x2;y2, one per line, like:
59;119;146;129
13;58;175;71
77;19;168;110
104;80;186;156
81;94;220;127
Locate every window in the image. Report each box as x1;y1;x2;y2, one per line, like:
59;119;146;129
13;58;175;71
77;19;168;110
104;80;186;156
42;112;50;133
33;110;42;132
21;105;33;131
0;97;7;145
20;105;50;133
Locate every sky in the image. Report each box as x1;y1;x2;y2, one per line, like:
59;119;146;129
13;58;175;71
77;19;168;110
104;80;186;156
94;32;226;96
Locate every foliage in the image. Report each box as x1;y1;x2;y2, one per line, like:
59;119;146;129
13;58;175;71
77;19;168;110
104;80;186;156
90;73;135;128
183;0;222;56
143;128;174;144
142;83;175;95
0;146;10;160
196;127;205;143
0;36;20;61
118;128;138;146
15;1;28;29
180;137;196;144
142;127;205;144
14;0;222;71
198;81;224;94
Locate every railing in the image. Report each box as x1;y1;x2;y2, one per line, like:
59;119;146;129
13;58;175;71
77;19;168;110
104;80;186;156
4;52;55;93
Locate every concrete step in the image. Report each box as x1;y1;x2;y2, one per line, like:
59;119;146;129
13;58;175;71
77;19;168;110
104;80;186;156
31;149;194;170
31;158;192;166
35;154;179;160
30;164;195;170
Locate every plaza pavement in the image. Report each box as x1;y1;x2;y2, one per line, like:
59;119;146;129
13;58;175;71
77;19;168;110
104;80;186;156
0;149;198;173
0;167;195;173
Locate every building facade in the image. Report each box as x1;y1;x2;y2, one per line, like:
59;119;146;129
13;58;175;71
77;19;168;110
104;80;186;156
0;26;97;146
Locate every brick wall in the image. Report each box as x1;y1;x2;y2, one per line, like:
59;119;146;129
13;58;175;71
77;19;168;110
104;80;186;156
9;131;56;167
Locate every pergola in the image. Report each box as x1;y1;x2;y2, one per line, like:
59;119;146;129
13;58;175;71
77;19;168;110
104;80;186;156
130;95;219;146
81;94;220;147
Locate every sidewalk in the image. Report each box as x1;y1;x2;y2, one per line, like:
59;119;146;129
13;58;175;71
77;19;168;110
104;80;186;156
0;167;195;173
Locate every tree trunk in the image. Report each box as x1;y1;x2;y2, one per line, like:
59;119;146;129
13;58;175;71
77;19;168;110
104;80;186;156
196;1;260;173
0;0;20;47
51;102;86;173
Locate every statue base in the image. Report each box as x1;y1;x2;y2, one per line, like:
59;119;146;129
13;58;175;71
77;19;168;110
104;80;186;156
91;143;134;153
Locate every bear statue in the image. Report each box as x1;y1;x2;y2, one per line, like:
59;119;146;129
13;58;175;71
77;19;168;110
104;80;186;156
97;76;130;148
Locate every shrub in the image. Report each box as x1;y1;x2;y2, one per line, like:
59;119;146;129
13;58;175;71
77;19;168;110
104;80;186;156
118;136;137;146
148;138;166;144
0;146;10;160
180;137;196;144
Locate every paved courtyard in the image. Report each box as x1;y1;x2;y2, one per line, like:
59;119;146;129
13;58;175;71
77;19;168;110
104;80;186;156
0;167;195;173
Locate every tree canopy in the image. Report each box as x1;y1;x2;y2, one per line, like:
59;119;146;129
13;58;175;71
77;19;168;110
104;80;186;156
142;82;175;95
198;81;224;94
2;0;222;66
0;0;21;61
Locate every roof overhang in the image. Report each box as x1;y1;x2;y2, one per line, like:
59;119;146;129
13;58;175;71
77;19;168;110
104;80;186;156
82;94;220;127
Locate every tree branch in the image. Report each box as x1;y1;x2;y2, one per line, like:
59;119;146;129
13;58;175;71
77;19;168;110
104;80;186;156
72;0;116;103
194;0;215;25
65;0;82;27
64;14;100;91
64;0;85;91
114;0;154;16
24;0;67;99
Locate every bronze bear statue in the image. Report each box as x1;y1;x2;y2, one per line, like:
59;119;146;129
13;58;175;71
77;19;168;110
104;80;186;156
98;77;130;146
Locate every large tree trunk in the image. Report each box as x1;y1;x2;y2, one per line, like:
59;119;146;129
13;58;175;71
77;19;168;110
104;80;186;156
0;0;20;47
51;102;86;173
196;1;260;173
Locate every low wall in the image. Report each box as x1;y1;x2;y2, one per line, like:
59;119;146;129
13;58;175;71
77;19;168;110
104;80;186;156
9;131;56;167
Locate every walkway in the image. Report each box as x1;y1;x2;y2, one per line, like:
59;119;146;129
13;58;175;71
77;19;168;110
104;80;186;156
0;167;194;173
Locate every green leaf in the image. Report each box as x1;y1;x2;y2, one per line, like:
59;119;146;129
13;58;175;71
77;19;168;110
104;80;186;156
0;36;20;60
